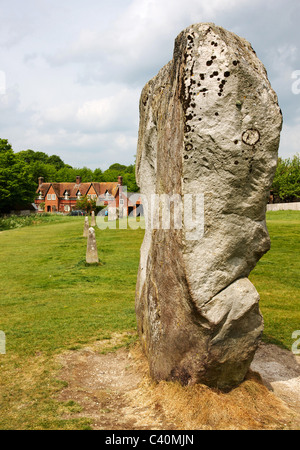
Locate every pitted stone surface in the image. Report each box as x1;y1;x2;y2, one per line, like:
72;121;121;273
135;23;282;389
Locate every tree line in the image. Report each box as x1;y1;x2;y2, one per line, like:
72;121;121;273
0;139;138;213
0;138;299;213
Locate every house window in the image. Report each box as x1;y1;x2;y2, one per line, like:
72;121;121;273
87;194;91;199
52;194;56;200
91;194;97;199
47;194;51;200
64;205;70;212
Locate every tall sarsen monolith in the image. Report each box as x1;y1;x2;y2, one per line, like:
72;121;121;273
135;23;282;389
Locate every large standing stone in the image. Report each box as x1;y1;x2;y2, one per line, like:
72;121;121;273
86;227;99;264
83;216;89;237
135;23;282;389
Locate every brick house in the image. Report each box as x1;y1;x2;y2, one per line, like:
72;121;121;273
96;184;143;218
35;175;123;214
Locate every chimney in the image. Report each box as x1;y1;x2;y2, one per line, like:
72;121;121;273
38;177;44;186
76;176;82;184
118;176;123;186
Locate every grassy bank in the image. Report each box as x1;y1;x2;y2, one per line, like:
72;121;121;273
0;213;69;231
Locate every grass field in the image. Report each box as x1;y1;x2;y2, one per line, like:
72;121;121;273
0;211;299;429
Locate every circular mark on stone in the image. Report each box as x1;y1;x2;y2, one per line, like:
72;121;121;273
224;71;231;77
242;129;260;146
234;139;239;145
184;155;189;160
234;161;239;165
206;60;213;66
185;143;193;151
215;112;219;116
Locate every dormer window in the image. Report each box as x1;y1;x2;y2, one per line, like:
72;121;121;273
76;191;81;199
64;190;69;200
105;190;110;198
38;191;42;200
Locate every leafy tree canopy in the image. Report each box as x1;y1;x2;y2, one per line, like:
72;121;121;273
0;140;36;213
271;154;300;202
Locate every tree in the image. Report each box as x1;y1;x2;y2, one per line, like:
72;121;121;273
47;154;65;171
0;139;36;213
272;154;300;202
108;163;127;172
75;195;96;213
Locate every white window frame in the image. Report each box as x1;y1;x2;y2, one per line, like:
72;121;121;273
64;205;70;212
47;194;51;200
52;194;56;200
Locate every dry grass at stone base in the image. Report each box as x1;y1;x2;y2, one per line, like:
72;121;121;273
129;346;298;430
56;335;300;430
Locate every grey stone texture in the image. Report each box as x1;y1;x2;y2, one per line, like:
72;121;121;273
83;216;89;237
135;23;282;389
86;227;99;264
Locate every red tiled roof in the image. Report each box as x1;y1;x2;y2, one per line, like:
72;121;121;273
36;182;119;199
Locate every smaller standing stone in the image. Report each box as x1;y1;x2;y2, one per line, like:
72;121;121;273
83;216;89;237
86;227;99;264
91;211;96;227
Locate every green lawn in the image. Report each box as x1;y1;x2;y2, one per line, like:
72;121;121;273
0;211;299;429
249;210;300;349
0;216;144;429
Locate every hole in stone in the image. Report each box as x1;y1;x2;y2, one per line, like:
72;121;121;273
215;112;219;116
184;155;189;160
224;71;231;77
234;140;238;144
234;161;239;165
233;60;239;66
185;143;193;151
206;60;213;66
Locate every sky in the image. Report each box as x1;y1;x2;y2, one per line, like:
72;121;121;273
0;0;299;170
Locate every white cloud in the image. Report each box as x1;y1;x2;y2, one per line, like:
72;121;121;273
0;0;299;168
